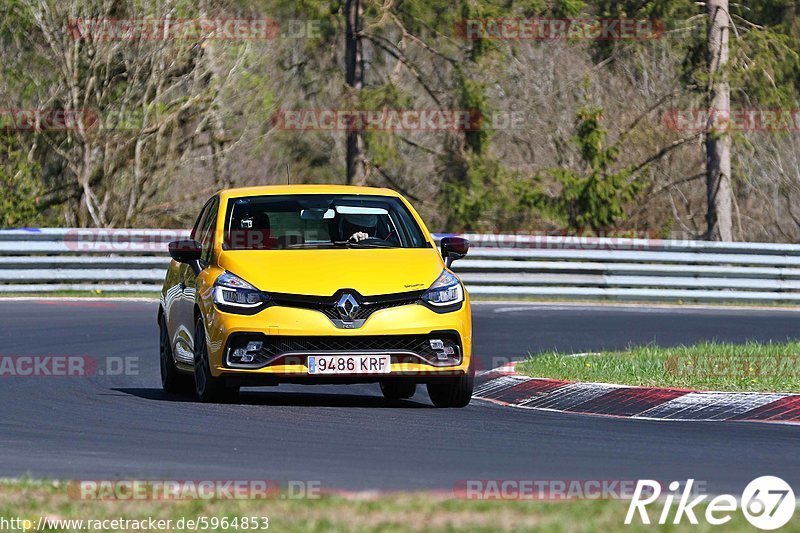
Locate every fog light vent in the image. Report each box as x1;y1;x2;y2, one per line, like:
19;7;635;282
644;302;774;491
229;341;264;366
429;339;445;350
429;338;458;361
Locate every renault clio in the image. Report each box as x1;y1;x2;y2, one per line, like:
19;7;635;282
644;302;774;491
158;185;473;407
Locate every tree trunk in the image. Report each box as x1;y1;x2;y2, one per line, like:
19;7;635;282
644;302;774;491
705;0;733;241
345;0;366;185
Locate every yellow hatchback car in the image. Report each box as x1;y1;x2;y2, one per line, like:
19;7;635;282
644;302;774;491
158;185;473;407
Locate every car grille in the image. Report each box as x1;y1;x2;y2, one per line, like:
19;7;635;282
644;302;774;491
270;289;425;322
224;332;462;369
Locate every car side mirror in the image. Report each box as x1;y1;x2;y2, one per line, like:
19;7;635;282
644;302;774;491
169;239;202;264
440;237;469;268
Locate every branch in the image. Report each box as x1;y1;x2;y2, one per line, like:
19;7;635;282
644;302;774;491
361;32;443;107
615;87;681;147
366;160;421;202
629;133;703;177
398;135;443;156
386;12;458;63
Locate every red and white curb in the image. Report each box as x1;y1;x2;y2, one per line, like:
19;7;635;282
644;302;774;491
474;362;800;424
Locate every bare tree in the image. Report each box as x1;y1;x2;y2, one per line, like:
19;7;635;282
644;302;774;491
344;0;366;185
14;0;247;227
705;0;733;241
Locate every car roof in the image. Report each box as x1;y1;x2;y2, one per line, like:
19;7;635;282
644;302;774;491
218;184;401;200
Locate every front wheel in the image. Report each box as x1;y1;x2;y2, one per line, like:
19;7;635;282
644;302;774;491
193;317;239;403
426;365;474;408
160;316;193;393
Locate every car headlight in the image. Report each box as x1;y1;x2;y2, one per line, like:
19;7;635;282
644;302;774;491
421;270;464;308
213;272;269;313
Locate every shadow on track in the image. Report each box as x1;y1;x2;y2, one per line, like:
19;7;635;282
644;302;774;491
111;388;432;408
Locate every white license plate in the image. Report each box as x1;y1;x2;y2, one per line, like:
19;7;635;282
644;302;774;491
307;354;391;375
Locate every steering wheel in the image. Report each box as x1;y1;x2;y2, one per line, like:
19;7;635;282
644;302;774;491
353;236;394;247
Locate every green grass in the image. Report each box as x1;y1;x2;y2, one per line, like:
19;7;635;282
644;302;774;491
516;341;800;393
0;479;782;532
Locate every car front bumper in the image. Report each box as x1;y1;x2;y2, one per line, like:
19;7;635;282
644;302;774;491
203;298;472;382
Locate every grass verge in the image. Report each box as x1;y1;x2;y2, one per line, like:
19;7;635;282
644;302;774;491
0;479;768;532
516;341;800;393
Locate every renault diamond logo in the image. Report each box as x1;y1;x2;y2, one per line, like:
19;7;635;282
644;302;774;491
336;293;360;322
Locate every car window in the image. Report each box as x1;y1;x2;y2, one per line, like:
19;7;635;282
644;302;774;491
223;194;430;250
198;197;219;262
190;200;213;241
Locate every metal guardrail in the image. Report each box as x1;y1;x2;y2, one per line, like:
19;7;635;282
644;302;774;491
2;228;800;302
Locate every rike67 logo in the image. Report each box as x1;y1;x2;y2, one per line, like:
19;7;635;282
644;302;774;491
625;477;795;530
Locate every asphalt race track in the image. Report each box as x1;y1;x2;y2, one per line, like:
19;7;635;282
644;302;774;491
1;299;799;494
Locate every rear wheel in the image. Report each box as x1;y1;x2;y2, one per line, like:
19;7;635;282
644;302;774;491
193;317;239;403
380;380;416;400
160;316;192;393
426;364;474;408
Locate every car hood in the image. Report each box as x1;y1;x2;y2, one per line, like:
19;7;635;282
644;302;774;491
217;247;444;296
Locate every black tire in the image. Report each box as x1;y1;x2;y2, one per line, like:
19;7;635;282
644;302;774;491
426;364;474;408
160;316;193;393
193;317;239;403
380;380;416;400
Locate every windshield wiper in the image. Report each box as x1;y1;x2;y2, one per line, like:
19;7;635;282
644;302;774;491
284;242;339;249
332;240;397;249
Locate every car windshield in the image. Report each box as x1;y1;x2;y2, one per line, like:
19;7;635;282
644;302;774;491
223;194;430;250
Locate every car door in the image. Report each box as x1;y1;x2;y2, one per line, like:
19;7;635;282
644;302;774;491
180;196;219;358
168;198;216;364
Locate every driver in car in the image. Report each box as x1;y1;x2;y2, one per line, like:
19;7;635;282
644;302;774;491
342;213;379;243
